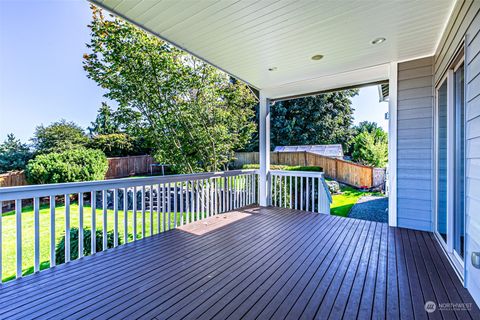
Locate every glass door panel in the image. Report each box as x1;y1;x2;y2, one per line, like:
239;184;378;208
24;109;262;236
437;80;448;243
454;63;465;259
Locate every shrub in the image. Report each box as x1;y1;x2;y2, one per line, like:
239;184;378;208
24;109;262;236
242;164;323;172
25;148;108;184
55;227;122;264
88;133;134;157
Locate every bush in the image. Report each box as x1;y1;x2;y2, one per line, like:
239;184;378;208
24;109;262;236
55;227;123;264
242;164;323;172
88;133;134;157
25;148;108;184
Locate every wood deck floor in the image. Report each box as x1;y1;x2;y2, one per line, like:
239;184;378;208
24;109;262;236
0;206;479;320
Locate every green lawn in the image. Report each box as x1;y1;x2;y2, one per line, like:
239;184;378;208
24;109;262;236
1;203;196;282
330;184;383;217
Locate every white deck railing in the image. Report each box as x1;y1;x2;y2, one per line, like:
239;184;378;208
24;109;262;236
0;169;258;281
270;170;332;214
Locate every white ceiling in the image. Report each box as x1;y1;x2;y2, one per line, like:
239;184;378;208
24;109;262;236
92;0;455;98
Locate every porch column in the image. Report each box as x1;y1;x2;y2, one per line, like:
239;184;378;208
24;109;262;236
259;92;271;206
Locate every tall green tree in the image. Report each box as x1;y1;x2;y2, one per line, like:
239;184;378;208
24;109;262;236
32;119;89;154
83;7;256;173
0;134;32;173
243;91;358;151
351;127;388;167
88;102;118;135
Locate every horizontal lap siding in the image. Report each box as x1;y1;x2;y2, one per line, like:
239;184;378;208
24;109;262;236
434;0;480;306
397;56;434;232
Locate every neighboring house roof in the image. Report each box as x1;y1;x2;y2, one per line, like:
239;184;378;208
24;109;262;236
274;144;344;157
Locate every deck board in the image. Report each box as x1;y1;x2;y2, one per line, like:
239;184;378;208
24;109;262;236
0;206;478;320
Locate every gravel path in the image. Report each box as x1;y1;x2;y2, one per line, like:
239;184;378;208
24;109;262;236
348;196;388;223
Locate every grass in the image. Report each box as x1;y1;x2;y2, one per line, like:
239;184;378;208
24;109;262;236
0;202;195;282
329;183;383;217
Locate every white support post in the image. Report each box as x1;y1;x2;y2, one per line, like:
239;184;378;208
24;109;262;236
259;92;271;207
388;62;398;227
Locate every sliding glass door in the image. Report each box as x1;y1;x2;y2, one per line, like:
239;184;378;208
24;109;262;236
435;53;465;271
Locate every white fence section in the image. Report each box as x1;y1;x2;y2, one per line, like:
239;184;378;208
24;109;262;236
270;170;332;214
0;169;257;281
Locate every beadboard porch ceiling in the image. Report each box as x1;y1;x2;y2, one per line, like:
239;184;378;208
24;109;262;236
91;0;454;98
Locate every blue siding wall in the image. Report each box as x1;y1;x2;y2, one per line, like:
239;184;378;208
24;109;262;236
396;57;434;231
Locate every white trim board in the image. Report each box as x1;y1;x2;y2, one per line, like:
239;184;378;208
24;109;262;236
388;62;398;227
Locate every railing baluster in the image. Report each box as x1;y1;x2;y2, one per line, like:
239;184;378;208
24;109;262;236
123;188;128;244
317;178;323;213
167;183;171;229
33;197;40;272
133;187;137;241
65;194;70;262
306;177;309;211
50;196;56;266
311;178;315;212
141;185;146;238
294;176;298;210
289;176;292;209
15;199;22;278
196;180;200;221
149;185;153;235
300;177;304;210
91;191;96;254
114;189;118;247
180;181;184;225
173;182;177;227
157;184;161;234
102;190;107;250
79;193;84;257
162;184;166;231
284;175;287;207
279;175;282;207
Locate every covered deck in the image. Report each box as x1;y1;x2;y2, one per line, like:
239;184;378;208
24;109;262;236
0;206;478;320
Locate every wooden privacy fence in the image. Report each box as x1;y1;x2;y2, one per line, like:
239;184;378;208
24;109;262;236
106;155;158;179
0;171;27;188
234;151;385;189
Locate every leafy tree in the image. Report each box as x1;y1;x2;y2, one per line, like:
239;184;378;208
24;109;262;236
351;128;388;167
0;134;32;173
353;121;381;135
88;102;119;135
88;133;134;157
32;119;89;154
25;148;108;184
243;91;358;151
83;7;256;173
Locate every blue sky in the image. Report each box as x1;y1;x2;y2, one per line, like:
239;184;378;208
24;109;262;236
0;0;388;143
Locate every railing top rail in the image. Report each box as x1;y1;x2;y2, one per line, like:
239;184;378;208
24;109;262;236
270;170;324;178
0;169;258;201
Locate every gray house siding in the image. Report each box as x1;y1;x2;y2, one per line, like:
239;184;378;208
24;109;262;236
433;0;480;306
396;57;434;232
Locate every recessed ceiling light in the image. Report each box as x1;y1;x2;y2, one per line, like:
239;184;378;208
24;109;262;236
311;54;324;61
371;37;386;45
268;67;278;71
